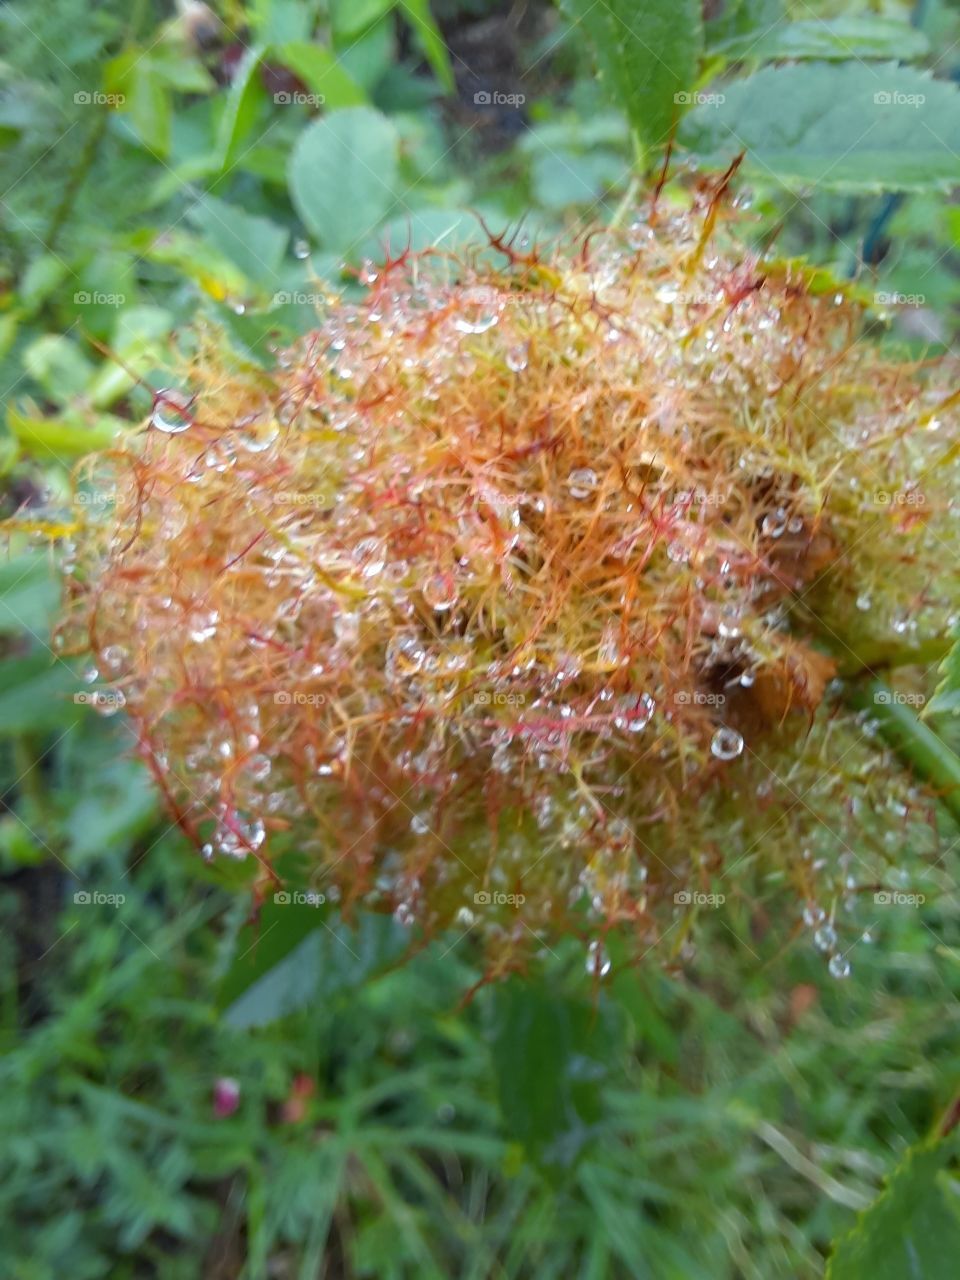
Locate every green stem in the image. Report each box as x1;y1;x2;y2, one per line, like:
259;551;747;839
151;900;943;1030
847;678;960;826
45;109;109;254
609;173;641;231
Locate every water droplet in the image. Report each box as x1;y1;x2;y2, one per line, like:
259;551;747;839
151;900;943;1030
394;902;415;926
353;537;386;578
214;814;265;859
410;813;430;835
237;420;280;453
856;593;872;612
385;632;426;683
614;692;655;732
717;607;741;639
189;610;219;643
101;645;128;674
293;238;310;259
666;540;690;564
710;727;744;760
814;924;837;953
92;689;125;717
803;902;826;927
423;571;458;612
828;953;851;980
567;468;598;500
761;508;787;538
598;624;622;667
739;671;755;688
151;388;194;434
586;939;611;977
453;311;498;335
247;753;272;782
506;344;528;372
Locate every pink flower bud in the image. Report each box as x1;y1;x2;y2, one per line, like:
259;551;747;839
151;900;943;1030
213;1077;241;1117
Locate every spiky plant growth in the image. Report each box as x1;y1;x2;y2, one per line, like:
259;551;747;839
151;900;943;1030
58;185;960;978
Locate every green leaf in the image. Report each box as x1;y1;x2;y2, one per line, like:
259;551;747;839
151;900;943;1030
330;0;395;42
66;757;158;865
221;905;407;1028
926;625;960;719
21;335;94;404
147;44;216;93
288;107;399;252
335;14;394;90
827;1137;960;1279
274;40;367;109
531;148;627;210
187;195;289;292
490;978;617;1166
0;652;83;736
365;208;487;257
681;63;960;193
7;406;122;460
249;0;314;45
562;0;703;158
216;45;268;170
711;17;929;65
88;305;174;409
705;0;783;44
397;0;455;93
20;254;70;312
105;49;173;157
0;554;58;638
138;228;251;302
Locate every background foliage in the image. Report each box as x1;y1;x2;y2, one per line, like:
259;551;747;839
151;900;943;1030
2;0;960;1275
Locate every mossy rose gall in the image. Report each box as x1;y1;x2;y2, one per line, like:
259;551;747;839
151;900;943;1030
58;185;960;978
